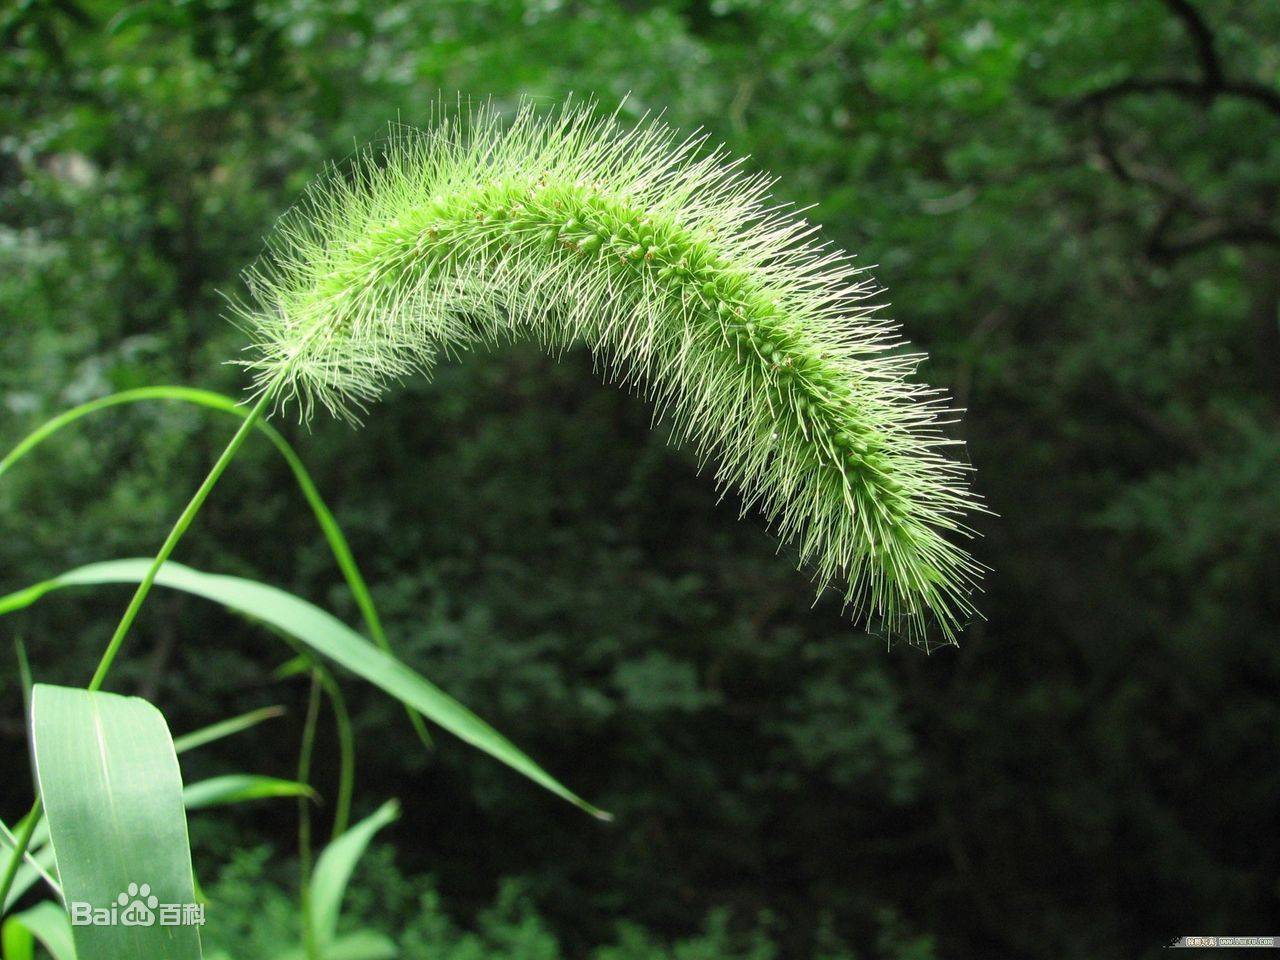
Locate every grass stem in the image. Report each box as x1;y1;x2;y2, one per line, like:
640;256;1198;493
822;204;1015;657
0;807;41;911
0;816;61;901
0;392;270;910
87;392;271;691
0;386;433;747
297;670;323;960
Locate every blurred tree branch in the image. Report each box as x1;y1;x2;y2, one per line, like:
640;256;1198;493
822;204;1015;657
1162;0;1221;86
1069;0;1280;117
1086;109;1280;258
1066;0;1280;261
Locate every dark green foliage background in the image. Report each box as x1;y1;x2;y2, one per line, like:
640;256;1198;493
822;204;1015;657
2;1;1278;957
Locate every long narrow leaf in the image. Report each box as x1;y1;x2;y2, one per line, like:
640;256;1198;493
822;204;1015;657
323;932;398;960
30;685;202;960
1;560;609;820
182;775;317;811
1;813;52;916
172;706;286;755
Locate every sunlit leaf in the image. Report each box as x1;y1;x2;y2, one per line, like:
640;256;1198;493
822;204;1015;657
30;684;202;960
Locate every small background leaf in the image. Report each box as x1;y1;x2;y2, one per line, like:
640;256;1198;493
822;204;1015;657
182;775;317;811
308;800;399;951
1;900;79;960
172;706;286;755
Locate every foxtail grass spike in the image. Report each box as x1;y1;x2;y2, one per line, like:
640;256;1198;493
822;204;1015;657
231;101;984;644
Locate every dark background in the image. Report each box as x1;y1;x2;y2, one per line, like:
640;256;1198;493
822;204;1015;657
2;1;1278;957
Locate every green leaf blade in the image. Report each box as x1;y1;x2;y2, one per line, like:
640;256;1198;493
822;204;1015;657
2;561;609;820
182;775;317;811
30;684;203;960
309;801;400;950
172;706;286;755
2;901;79;960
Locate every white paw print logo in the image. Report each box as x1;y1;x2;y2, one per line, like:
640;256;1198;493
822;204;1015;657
118;882;158;927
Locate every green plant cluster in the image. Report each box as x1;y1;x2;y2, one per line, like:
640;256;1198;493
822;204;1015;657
201;847;939;960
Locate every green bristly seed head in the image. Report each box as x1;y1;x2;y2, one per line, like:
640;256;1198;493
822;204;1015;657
231;101;985;645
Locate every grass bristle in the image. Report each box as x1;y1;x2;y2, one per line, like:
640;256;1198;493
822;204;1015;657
230;100;985;645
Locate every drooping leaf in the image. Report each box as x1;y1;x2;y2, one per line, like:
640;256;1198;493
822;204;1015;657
1;560;609;820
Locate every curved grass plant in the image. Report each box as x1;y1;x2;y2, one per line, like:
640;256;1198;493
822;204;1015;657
235;102;984;642
0;101;990;920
